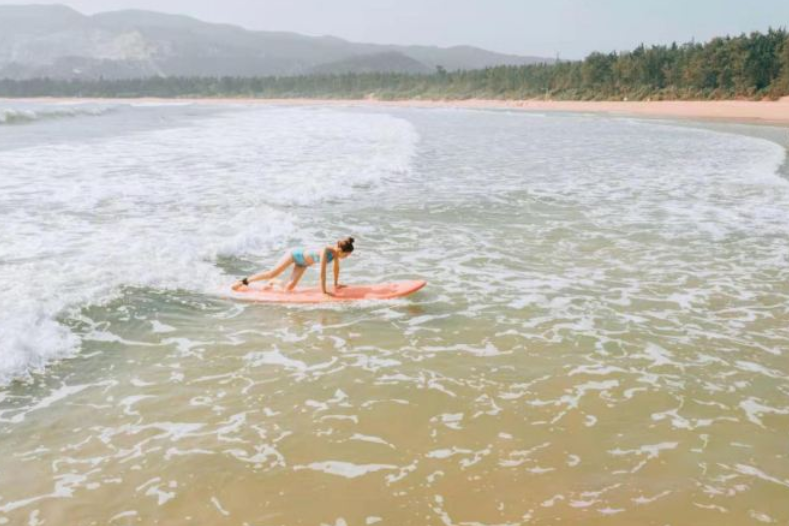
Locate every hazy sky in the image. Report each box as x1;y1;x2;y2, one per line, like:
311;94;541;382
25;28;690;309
3;0;788;59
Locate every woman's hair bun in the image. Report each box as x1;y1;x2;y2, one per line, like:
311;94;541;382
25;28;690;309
339;236;355;253
348;237;355;244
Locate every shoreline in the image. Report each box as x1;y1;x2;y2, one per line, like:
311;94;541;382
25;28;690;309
4;96;789;127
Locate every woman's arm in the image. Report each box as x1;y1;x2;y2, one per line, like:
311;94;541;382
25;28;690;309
320;247;331;295
333;250;341;289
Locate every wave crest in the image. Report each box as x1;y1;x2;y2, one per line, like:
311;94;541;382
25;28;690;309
0;105;117;125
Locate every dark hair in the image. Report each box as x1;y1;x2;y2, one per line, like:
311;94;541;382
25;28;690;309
338;236;355;253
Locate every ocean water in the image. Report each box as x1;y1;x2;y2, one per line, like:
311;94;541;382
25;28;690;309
0;101;788;525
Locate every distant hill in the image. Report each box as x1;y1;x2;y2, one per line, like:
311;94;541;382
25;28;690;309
309;52;432;75
0;5;553;79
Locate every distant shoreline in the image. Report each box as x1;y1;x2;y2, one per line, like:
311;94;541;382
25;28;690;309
4;96;789;127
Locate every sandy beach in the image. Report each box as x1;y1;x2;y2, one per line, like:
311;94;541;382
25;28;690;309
5;96;789;126
295;97;789;126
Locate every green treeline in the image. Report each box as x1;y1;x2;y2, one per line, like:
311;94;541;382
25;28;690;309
2;29;788;101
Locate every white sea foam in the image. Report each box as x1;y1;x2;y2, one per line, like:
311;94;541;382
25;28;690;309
733;464;789;489
294;461;399;478
150;320;176;334
739;398;789;428
0;105;418;383
0;382;109;424
349;433;394;448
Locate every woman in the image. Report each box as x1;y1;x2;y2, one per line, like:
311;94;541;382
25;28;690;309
232;237;355;295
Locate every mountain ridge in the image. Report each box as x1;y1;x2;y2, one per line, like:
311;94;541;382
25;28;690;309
0;4;553;79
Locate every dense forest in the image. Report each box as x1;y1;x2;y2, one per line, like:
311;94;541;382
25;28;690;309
1;29;788;101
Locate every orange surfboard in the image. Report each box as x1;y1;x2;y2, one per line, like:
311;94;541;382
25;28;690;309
233;280;426;304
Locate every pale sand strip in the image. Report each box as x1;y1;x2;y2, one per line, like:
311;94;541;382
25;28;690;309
4;96;789;126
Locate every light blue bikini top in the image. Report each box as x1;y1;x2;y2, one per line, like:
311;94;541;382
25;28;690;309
309;249;334;263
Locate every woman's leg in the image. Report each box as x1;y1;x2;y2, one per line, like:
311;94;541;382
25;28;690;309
249;252;294;282
284;265;307;291
233;252;294;290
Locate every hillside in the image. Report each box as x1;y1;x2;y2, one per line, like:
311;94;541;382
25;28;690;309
0;5;552;79
3;28;786;102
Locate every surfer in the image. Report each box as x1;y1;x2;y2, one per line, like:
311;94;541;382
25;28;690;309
232;237;355;295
